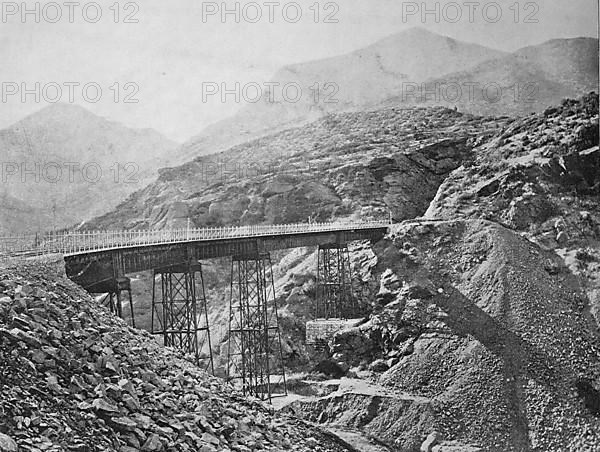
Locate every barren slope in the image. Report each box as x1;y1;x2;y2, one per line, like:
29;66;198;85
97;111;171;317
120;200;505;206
289;220;600;451
425;92;600;324
0;260;351;451
87;106;506;231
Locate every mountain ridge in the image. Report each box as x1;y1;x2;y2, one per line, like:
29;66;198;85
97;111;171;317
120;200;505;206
0;103;178;234
391;37;600;116
175;27;509;162
174;31;598;162
84;104;508;231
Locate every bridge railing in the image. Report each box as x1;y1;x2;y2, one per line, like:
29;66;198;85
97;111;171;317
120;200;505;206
0;220;390;258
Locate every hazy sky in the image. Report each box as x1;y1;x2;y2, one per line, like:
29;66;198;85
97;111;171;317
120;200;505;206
0;0;598;141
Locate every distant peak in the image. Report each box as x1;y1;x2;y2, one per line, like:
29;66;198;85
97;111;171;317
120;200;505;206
13;103;103;128
396;26;447;39
372;27;470;48
37;102;92;115
404;26;436;35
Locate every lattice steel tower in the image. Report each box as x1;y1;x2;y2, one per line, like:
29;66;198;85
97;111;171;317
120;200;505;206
151;262;214;374
315;244;357;319
103;277;136;328
227;252;287;402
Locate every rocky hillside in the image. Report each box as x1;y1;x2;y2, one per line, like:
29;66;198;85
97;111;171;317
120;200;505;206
425;92;600;324
71;95;599;451
279;93;600;451
0;104;177;234
288;219;600;451
87;106;507;231
0;260;352;452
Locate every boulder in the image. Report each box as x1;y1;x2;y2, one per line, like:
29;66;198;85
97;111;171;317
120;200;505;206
421;432;440;452
330;327;377;365
141;433;163;452
0;434;17;452
368;359;390;372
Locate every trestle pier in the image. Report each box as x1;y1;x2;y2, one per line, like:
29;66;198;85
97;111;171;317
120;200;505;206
151;262;214;374
226;252;287;402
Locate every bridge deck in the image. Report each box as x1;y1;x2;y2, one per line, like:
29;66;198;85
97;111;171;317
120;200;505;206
0;221;389;258
0;222;389;291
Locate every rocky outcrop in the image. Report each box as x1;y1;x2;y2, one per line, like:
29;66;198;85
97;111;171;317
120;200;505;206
86;106;507;231
426;93;599;243
291;220;600;451
425;92;600;326
0;260;350;452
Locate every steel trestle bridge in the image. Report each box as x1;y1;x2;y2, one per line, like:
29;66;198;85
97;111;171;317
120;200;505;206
1;221;389;257
0;220;389;401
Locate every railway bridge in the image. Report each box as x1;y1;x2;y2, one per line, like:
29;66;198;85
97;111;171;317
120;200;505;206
1;221;389;401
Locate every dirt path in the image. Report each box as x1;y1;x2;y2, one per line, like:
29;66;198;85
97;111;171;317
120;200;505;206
273;378;428;451
326;428;394;452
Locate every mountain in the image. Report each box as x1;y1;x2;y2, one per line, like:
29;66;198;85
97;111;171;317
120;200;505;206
397;37;600;116
81;96;600;450
0;194;52;235
86;106;508;231
0;104;178;233
175;31;598;162
175;28;507;161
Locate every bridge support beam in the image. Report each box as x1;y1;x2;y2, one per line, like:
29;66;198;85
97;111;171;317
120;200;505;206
227;252;287;402
151;262;214;374
103;277;136;328
315;244;357;319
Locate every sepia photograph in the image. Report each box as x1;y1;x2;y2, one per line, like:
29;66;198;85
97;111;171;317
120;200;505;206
0;1;599;451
